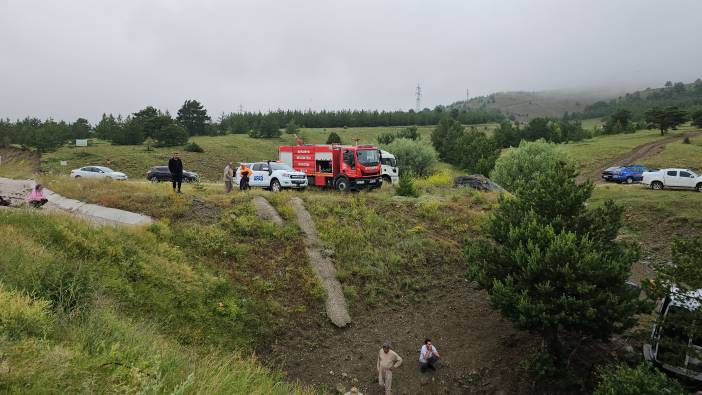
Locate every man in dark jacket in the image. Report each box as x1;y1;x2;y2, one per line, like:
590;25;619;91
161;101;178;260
168;152;184;193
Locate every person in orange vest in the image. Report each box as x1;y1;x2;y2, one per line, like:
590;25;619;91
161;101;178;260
295;134;303;146
239;163;253;191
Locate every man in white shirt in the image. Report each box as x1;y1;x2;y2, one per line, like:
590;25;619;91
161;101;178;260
419;338;441;372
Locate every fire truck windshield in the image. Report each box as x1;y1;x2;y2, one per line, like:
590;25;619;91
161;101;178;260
357;149;380;166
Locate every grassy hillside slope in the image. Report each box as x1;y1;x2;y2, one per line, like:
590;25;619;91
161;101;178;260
449;89;616;121
0;208;316;394
34;125;501;182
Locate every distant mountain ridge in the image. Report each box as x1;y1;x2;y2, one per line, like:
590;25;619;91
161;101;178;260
447;89;620;122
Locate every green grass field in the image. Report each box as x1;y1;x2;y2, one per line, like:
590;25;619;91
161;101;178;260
559;128;673;175
640;136;702;172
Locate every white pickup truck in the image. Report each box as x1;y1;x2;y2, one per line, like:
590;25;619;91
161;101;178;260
235;161;308;192
642;168;702;192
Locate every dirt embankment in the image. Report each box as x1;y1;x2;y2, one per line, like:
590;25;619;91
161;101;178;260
578;131;702;184
265;273;540;395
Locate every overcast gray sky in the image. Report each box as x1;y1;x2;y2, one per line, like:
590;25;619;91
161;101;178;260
1;0;701;122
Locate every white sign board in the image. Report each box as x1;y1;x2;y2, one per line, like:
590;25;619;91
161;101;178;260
60;161;68;166
76;139;88;147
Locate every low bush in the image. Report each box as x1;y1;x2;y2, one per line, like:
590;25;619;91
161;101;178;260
396;170;419;197
594;363;684;395
381;138;437;176
0;283;53;339
183;141;204;152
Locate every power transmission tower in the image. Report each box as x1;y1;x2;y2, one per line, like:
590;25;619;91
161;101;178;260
466;88;470;102
415;83;422;112
238;104;244;114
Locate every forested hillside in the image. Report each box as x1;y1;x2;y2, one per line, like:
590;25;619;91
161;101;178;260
573;79;702;121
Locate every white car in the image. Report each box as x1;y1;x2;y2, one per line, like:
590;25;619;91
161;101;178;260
70;166;128;180
380;150;399;184
235;161;308;192
642;168;702;192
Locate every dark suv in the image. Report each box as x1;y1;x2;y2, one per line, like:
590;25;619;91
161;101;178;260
146;166;200;182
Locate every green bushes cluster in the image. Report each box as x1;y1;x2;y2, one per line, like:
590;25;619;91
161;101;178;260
0;284;53;339
381;137;437;176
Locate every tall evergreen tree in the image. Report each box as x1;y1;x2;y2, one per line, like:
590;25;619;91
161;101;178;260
467;159;645;367
176;99;211;136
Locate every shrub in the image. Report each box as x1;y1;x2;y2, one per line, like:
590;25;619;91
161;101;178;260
683;136;691;144
326;132;341;144
396;170;419;197
397;126;419;140
490;139;573;192
594;363;684;395
285;120;299;134
377;132;395;145
467;159;645;369
0;283;54;339
153;123;189;147
381;138;437;177
184;141;204;152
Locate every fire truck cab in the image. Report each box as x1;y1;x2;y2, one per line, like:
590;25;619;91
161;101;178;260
279;144;382;191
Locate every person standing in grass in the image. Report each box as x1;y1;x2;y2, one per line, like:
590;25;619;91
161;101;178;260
27;184;48;208
223;162;234;193
239;162;252;191
377;340;402;394
419;338;441;372
168;152;184;193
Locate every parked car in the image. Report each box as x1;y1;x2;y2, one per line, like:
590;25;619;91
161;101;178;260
146;166;199;182
235;161;308;192
644;286;702;381
601;165;652;184
70;166;128;180
642;168;702;192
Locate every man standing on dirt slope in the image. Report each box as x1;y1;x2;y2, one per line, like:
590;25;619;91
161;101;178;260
223;162;234;193
377;340;403;395
419;338;441;372
168;152;184;193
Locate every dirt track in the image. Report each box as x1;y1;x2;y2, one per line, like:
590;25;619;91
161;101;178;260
578;131;702;184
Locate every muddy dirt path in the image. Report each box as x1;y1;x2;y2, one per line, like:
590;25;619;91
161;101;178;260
290;196;351;328
578;131;702;184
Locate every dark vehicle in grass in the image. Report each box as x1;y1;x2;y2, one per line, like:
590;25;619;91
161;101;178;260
644;286;702;381
601;165;652;184
146;166;199;183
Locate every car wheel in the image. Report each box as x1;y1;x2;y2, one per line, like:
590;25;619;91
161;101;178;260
697;183;702;192
74;175;81;178
270;179;281;192
652;181;664;190
381;175;392;187
626;177;633;184
335;177;350;192
149;176;159;182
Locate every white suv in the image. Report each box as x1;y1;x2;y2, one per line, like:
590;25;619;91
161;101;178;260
642;168;702;192
235;161;308;192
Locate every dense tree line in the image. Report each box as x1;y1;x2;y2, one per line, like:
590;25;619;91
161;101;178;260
431;117;588;176
571;79;702;121
0;117;93;152
218;107;504;133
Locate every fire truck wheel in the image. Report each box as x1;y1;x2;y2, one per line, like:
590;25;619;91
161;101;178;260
335;177;350;192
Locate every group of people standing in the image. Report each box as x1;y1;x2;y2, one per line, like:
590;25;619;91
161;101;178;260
376;338;441;394
223;161;252;192
167;152;253;194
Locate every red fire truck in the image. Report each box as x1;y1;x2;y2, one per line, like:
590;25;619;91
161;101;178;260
278;144;382;191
